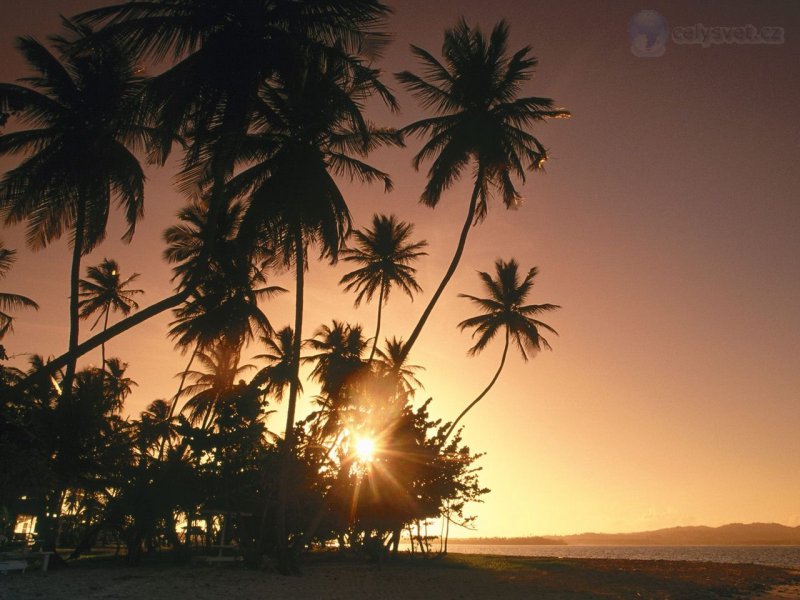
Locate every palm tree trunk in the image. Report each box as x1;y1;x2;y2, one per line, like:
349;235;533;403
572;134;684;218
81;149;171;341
276;226;305;574
62;202;86;400
368;280;385;362
444;328;509;442
12;288;192;396
101;306;110;375
400;179;481;363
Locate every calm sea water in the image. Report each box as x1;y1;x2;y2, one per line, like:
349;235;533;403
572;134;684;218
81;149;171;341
440;545;800;569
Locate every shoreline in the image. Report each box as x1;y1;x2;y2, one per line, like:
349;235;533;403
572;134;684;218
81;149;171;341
2;553;799;599
438;543;800;569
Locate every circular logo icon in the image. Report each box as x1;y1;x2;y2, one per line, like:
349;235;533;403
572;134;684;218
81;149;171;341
629;10;669;57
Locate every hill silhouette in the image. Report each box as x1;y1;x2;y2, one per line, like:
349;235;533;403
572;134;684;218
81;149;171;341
554;523;800;546
455;523;800;546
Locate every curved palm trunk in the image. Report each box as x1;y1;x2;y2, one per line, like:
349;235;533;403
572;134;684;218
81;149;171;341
62;202;86;400
12;288;192;397
276;226;305;574
444;328;509;443
368;280;386;362
400;180;481;363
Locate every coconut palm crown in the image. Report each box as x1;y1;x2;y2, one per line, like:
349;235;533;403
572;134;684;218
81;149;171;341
79;259;143;330
340;214;428;307
458;260;559;358
397;18;569;217
340;214;427;359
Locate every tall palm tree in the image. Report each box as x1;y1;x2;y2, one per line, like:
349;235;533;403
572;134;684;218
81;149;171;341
0;240;38;339
0;21;152;395
340;214;428;361
445;259;558;440
228;49;400;568
395;19;569;364
78;259;143;370
230;47;399;446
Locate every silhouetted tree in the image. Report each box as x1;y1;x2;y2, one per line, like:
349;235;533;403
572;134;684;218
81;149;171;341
228;48;400;571
0;21;152;395
178;344;255;431
446;260;558;439
78;259;143;370
396;19;568;363
251;327;301;402
374;336;425;401
340;215;427;360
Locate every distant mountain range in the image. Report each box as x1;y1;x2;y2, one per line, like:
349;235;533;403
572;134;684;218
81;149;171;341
453;523;800;546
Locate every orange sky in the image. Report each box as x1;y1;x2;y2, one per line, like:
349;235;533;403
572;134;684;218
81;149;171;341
2;0;799;537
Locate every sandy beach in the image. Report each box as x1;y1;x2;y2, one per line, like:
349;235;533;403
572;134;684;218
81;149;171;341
2;554;799;600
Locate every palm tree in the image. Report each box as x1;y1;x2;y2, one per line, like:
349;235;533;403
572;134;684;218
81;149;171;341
178;344;254;430
227;49;400;568
395;19;569;364
78;259;144;370
445;259;558;440
374;337;425;401
102;357;137;413
340;214;428;361
304;320;369;447
138;398;177;460
0;21;152;395
305;320;368;399
230;46;399;444
0;241;38;339
250;327;301;402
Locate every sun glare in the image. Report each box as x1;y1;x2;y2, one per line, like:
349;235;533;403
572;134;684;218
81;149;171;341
355;437;376;463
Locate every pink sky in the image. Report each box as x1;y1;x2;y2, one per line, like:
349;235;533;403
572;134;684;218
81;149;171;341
1;0;799;536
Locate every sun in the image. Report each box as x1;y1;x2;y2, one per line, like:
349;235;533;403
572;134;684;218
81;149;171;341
354;437;376;463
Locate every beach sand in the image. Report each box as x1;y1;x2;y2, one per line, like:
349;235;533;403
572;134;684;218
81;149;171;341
1;554;798;599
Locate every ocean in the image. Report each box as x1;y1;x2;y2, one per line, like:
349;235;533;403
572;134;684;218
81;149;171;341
440;544;800;569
